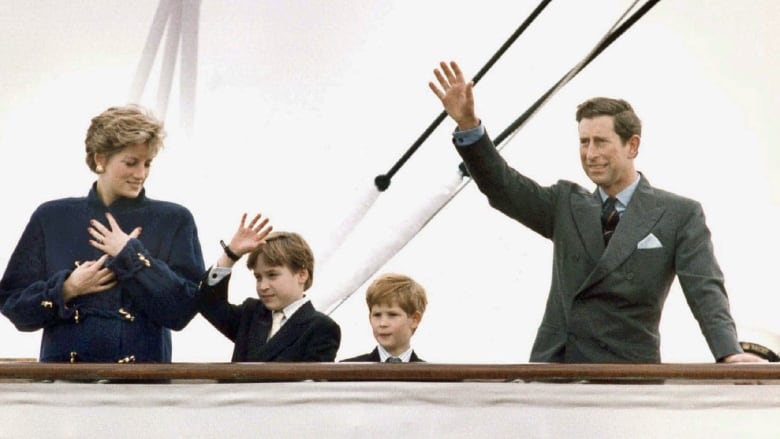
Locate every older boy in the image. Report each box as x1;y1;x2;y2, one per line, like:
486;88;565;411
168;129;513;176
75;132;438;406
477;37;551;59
197;213;341;362
342;273;427;363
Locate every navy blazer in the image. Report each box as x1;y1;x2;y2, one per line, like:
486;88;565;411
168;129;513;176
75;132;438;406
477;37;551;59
341;347;424;362
456;133;742;363
197;272;341;362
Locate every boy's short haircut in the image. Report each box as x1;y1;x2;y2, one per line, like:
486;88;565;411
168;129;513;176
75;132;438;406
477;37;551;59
366;273;427;316
246;231;315;291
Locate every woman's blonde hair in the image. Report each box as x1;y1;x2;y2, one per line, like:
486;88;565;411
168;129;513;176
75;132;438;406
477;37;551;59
85;104;165;172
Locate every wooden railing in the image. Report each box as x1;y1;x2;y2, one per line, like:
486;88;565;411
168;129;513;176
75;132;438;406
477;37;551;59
1;361;779;383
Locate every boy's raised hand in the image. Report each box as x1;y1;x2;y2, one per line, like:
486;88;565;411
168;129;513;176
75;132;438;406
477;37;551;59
227;213;273;258
428;61;480;131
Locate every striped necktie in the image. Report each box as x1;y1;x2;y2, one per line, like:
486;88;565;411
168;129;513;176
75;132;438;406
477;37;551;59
385;356;402;363
601;196;619;245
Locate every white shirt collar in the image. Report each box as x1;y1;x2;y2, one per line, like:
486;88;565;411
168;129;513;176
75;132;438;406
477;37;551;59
377;345;413;362
598;172;641;210
278;296;309;321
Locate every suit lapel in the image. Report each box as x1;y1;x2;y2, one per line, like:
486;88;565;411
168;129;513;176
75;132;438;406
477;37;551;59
258;301;316;361
571;189;605;263
243;303;273;361
577;176;665;292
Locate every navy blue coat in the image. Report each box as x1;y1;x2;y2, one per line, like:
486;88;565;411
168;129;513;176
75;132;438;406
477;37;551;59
0;184;204;362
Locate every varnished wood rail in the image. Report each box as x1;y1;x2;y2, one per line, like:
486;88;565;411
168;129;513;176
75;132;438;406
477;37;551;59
1;361;779;383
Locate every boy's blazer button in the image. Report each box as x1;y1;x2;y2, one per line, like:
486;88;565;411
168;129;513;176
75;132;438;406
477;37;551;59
626;272;635;280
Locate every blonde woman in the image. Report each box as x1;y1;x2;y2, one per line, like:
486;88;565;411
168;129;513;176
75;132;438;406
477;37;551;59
0;104;204;363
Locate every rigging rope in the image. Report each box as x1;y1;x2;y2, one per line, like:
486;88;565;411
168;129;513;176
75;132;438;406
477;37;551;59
316;0;553;266
375;0;553;191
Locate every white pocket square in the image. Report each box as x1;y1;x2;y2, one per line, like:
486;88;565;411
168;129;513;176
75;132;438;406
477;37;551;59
637;233;663;249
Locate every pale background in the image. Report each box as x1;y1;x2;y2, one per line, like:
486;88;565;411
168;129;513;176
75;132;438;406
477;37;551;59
1;0;778;363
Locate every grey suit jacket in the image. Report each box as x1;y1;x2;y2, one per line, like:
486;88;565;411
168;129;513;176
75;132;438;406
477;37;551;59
456;133;741;363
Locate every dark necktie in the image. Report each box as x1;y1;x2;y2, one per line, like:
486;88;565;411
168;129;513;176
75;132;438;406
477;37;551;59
601;197;619;245
385;356;402;363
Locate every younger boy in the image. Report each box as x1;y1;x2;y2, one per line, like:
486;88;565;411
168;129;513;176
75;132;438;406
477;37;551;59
342;273;427;363
197;213;341;362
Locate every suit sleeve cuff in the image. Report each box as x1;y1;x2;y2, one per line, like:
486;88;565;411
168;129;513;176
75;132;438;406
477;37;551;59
453;122;485;146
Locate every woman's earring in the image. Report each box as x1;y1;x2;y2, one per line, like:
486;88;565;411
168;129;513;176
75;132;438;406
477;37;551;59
96;164;104;173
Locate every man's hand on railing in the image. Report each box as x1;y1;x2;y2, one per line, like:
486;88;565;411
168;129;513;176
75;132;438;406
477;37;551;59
721;352;768;363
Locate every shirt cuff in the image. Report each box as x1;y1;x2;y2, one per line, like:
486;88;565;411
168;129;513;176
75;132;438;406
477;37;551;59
453;122;485;146
206;265;232;286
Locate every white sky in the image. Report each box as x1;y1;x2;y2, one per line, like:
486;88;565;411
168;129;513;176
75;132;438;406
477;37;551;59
1;0;779;363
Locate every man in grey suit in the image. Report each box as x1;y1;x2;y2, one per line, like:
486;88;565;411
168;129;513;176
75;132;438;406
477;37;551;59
429;60;763;364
